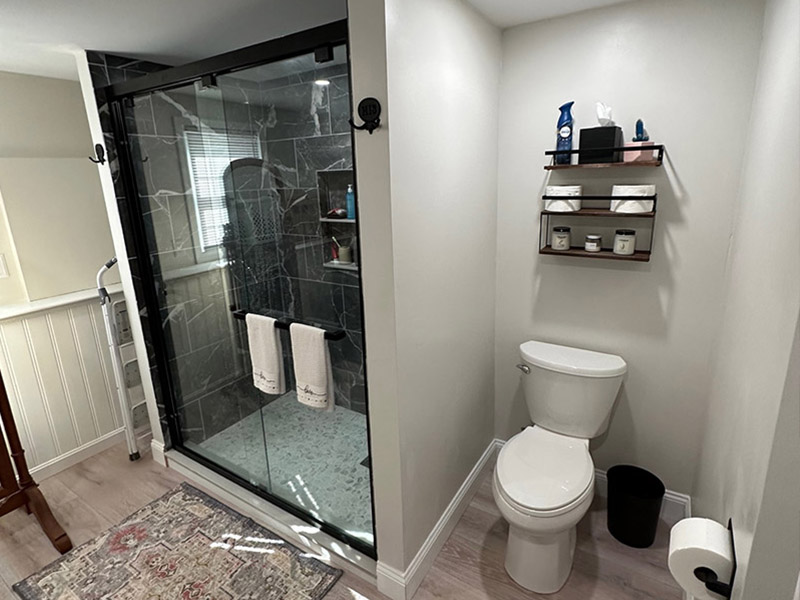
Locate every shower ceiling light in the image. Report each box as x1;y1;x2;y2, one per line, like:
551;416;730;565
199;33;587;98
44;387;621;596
314;79;331;86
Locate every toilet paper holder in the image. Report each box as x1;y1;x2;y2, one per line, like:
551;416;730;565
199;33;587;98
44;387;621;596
693;519;737;599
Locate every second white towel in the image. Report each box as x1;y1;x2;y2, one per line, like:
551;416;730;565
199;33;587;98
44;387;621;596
290;322;334;411
246;313;286;395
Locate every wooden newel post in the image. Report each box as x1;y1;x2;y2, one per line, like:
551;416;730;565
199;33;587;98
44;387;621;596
0;368;72;553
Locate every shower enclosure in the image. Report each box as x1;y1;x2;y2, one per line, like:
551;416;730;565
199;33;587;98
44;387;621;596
100;22;374;555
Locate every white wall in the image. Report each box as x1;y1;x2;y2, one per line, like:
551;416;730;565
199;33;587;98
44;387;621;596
0;294;135;476
494;0;765;493
385;0;501;567
741;317;800;600
691;0;800;595
0;65;139;477
347;0;406;575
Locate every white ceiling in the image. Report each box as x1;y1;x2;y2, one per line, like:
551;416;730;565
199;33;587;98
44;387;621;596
0;0;346;80
464;0;637;28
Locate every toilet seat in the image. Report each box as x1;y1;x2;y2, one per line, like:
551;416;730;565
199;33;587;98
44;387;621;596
496;426;594;517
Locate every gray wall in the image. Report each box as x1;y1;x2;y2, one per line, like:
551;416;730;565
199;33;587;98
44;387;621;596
742;317;800;600
494;0;765;494
692;0;800;595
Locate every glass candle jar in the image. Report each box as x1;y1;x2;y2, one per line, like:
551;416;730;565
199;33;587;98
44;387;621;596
613;229;636;255
585;234;602;253
552;226;571;250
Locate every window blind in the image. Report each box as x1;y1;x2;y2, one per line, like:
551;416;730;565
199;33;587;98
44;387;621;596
184;129;262;250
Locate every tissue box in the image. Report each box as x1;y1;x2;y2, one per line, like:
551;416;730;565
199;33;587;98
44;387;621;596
623;141;657;163
578;126;623;164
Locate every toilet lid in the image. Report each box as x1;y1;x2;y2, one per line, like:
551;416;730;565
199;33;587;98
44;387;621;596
496;427;593;512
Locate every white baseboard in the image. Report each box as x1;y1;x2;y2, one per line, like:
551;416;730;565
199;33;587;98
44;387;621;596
150;438;167;467
377;438;503;600
30;428;126;481
593;468;692;522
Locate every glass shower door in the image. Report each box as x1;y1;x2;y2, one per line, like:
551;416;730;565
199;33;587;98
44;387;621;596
217;44;373;547
122;81;273;491
119;39;374;552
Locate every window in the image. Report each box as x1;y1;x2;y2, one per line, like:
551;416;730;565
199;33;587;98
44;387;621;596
185;129;262;250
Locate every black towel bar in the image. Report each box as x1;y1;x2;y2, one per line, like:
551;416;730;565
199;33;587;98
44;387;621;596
231;309;346;341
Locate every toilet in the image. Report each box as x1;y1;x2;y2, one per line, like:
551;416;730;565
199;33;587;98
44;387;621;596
493;340;627;593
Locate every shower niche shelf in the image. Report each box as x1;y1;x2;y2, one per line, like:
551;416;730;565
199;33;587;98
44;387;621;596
320;217;356;224
323;260;359;272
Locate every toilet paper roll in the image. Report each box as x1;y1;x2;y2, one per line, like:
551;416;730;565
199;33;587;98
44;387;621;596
668;518;734;600
544;185;582;212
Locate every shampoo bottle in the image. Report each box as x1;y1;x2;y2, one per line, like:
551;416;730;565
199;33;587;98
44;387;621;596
346;184;356;220
555;101;575;165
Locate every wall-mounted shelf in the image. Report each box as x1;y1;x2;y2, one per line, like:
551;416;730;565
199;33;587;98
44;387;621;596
320;218;356;224
542;208;656;218
540;246;651;262
323;260;359;272
538;146;664;262
545;160;662;170
544;145;664;170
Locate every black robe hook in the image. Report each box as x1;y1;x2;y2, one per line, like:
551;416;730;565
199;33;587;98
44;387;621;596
349;97;382;134
89;144;106;165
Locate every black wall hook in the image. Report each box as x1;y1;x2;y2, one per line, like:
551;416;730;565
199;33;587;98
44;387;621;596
349;97;381;134
89;144;106;165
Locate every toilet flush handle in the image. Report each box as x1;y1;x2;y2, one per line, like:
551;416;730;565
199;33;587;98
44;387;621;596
516;364;531;374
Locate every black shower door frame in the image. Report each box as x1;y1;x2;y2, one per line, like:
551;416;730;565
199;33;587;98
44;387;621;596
101;19;377;559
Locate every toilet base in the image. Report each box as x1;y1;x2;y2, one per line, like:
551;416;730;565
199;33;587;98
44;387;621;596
504;524;577;593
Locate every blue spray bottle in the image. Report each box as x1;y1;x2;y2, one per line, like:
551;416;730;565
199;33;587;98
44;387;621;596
346;184;356;220
555;101;575;165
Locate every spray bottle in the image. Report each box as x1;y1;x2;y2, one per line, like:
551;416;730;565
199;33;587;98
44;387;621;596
555;101;575;165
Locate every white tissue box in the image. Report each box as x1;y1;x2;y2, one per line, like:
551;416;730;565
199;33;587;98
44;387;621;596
544;185;582;212
611;184;656;213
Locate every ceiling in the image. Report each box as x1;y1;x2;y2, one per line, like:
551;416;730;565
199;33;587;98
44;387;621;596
464;0;637;28
0;0;639;81
0;0;346;80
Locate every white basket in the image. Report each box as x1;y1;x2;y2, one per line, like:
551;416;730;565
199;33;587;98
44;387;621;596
611;184;655;213
544;185;582;212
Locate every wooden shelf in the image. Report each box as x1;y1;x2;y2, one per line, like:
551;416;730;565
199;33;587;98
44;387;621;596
320;218;356;224
323;260;359;272
542;208;655;218
540;246;651;262
545;160;662;170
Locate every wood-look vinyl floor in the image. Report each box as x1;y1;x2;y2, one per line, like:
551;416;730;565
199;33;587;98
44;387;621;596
0;444;682;600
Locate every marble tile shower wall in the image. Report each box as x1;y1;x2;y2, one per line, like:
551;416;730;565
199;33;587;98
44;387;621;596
247;63;366;415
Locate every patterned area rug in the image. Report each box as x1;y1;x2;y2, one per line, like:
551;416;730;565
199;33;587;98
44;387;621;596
13;483;341;600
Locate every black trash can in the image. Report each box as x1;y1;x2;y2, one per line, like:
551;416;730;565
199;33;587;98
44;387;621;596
607;465;665;548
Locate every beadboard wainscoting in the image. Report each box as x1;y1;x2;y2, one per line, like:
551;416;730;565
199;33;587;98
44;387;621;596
0;289;141;476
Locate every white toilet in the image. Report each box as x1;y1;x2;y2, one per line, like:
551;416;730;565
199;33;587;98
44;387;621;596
493;340;626;593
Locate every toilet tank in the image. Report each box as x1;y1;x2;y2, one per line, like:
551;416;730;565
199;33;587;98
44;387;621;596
519;341;627;439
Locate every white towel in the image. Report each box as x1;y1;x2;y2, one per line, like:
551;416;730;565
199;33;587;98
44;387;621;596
246;313;285;395
290;323;334;411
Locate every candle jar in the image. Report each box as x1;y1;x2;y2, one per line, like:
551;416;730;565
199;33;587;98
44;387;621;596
551;226;571;250
585;234;602;253
613;229;636;255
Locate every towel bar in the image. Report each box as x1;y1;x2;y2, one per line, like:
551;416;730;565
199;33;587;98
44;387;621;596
231;309;347;341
